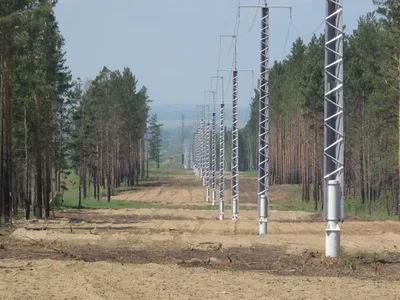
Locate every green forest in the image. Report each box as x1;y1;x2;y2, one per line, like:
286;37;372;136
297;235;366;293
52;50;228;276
228;1;400;216
0;1;163;225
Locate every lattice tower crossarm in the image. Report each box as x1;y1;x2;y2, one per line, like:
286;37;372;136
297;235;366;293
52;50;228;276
231;70;239;220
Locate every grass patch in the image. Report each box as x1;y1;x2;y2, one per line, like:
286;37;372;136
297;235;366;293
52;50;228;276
242;170;258;178
269;184;314;211
59;169;171;209
340;250;400;272
271;197;317;212
59;198;258;212
343;197;399;221
62;199;169;210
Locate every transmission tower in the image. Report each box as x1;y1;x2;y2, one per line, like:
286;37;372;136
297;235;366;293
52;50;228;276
211;74;226;220
196;105;205;182
205;121;210;202
184;143;189;169
219;68;253;220
205;91;216;205
219;76;226;220
201;118;206;186
181;113;184;165
232;69;239;220
211;112;216;205
324;0;344;258
239;2;291;234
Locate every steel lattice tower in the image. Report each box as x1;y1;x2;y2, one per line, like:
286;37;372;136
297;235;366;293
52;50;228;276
324;0;344;220
231;70;239;220
218;67;253;220
258;7;269;233
239;2;291;234
201;119;206;186
324;0;344;257
219;102;225;220
205;121;211;202
211;112;217;205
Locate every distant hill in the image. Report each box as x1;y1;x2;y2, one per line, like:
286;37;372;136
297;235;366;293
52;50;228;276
149;103;250;129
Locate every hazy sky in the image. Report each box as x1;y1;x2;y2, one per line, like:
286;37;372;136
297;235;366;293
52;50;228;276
54;0;376;111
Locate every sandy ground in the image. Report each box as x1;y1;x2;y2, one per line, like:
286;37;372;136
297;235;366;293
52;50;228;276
112;175;291;205
1;259;399;300
1;173;400;300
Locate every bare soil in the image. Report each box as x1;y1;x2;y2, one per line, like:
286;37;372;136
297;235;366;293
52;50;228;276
1;173;400;300
112;176;290;206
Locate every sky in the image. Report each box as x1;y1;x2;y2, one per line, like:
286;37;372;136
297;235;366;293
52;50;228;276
54;0;376;115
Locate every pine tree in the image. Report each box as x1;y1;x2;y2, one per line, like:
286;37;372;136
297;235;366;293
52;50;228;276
148;114;163;169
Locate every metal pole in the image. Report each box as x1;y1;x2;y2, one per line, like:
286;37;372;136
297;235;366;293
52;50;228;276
195;129;199;175
205;120;210;202
195;111;200;175
239;2;291;234
184;144;189;169
201;118;206;186
197;105;205;182
205;91;216;205
181;113;185;165
258;6;269;235
232;69;239;220
196;129;200;174
219;75;225;221
195;124;200;176
209;90;217;206
193;132;197;175
211;112;217;205
218;69;254;220
324;0;344;258
219;102;225;220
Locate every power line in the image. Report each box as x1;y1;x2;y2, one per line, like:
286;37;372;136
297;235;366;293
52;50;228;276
228;0;241;55
224;51;236;97
290;18;325;39
247;0;261;33
280;13;293;61
243;71;255;125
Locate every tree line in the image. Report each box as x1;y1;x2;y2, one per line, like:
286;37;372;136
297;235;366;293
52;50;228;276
227;1;400;216
0;1;162;225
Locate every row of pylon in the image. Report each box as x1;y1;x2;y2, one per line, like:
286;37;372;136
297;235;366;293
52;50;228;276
192;101;239;221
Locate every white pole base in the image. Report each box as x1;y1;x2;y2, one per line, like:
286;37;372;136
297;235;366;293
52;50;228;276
232;197;238;220
219;201;224;220
206;189;210;202
212;190;216;206
325;221;341;257
259;217;267;235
